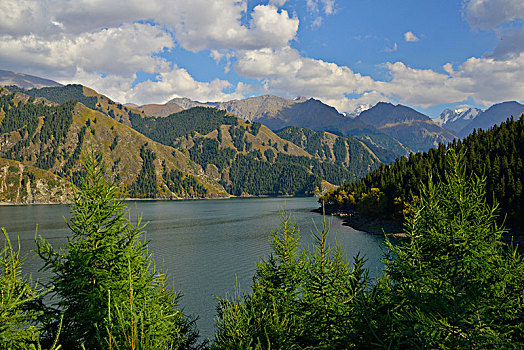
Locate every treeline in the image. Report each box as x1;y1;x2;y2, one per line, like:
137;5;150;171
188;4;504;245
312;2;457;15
131;107;355;196
3;150;523;349
321;115;524;229
129;144;209;198
130;106;239;145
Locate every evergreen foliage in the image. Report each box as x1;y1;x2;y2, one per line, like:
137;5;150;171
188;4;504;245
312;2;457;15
188;139;235;172
214;150;524;348
163;167;208;198
0;93;75;170
129;107;238;145
213;210;371;349
320;115;524;230
6;85;98;110
371;150;524;348
36;150;199;349
128;145;159;198
277;126;380;179
226;154;320;196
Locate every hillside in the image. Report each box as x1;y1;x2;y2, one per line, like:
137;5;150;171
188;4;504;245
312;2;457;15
131;103;183;117
276;126;381;178
356;102;457;152
168;95;367;134
0;157;70;204
320;114;524;231
129;107;364;195
0;87;227;200
5;84;150;126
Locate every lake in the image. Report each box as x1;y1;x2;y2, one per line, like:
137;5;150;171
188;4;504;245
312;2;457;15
0;197;385;341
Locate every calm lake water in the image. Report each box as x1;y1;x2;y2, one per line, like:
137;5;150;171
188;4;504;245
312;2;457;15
0;197;385;340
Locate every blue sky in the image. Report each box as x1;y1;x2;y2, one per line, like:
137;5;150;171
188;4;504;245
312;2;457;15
1;0;523;117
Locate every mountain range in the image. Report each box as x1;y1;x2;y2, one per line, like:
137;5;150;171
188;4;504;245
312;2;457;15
1;69;523;203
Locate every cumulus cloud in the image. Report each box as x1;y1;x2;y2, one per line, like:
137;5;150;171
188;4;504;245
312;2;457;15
0;0;301;105
233;46;377;111
170;3;298;51
0;23;173;77
404;31;419;42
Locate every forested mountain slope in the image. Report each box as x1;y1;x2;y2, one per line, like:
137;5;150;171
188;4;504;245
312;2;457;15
0;87;227;200
276;126;381;178
130;107;363;196
5;84;150;126
321;114;524;230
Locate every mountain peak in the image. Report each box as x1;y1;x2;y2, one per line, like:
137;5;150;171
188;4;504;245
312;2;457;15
0;69;62;89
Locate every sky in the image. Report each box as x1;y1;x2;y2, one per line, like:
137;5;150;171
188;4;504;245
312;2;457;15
0;0;523;117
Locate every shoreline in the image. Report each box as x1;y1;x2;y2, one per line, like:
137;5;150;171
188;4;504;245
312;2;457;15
311;207;405;238
0;193;320;206
312;207;524;246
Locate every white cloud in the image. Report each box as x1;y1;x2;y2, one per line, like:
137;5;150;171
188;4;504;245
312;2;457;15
234;46;376;111
404;31;419;42
170;3;298;51
0;0;300;106
306;0;336;28
0;23;173;77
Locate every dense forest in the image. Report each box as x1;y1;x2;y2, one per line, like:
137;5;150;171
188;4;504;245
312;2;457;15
2;149;523;349
277;126;380;178
0;92;75;170
320;115;524;230
129;106;239;144
129;107;360;196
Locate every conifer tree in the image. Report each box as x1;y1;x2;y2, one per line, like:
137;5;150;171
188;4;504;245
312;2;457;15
36;151;198;349
375;149;524;348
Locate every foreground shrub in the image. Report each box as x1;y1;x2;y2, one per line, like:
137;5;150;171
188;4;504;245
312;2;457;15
214;150;524;349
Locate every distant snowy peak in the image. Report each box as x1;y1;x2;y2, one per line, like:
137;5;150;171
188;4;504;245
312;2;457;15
344;104;372;118
434;107;483;133
434;107;482;125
